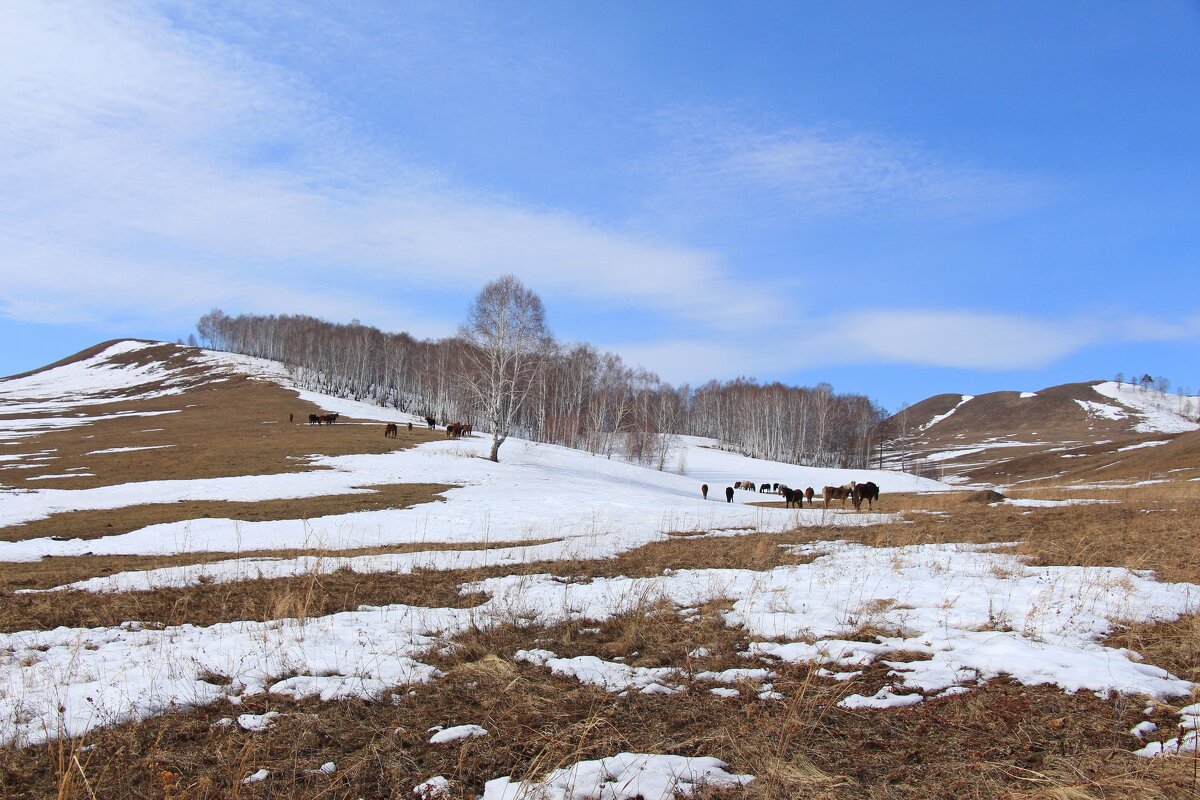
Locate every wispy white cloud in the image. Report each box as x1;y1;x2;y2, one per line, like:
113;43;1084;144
608;309;1200;383
0;2;783;335
641;109;1054;223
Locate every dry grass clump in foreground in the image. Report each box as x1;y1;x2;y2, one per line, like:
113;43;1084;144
4;605;1197;799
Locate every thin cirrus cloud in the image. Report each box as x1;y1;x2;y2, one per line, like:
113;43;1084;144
613;309;1200;384
0;1;783;336
641;110;1053;224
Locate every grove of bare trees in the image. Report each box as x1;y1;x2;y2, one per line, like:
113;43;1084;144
196;302;885;470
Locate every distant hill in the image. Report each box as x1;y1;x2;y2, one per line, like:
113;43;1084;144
877;380;1199;487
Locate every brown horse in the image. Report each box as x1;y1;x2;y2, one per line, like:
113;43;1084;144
805;487;815;506
384;423;398;438
320;413;338;425
445;423;463;438
822;485;854;509
462;424;473;437
701;483;709;500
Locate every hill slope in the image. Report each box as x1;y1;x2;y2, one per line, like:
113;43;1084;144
879;380;1199;485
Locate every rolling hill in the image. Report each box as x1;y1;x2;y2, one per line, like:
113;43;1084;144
878;380;1199;486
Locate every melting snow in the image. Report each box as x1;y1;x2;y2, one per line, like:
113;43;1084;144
482;753;753;800
1075;399;1128;421
428;724;488;744
918;395;973;432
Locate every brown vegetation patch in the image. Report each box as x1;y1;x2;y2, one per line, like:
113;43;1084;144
0;537;557;594
0;566;489;633
1106;613;1200;686
0;481;453;543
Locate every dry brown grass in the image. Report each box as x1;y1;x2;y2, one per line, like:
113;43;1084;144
0;482;453;544
0;564;489;632
0;537;561;593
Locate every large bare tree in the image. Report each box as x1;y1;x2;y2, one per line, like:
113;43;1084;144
458;275;552;462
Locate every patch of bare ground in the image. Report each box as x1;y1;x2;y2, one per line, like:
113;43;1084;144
4;605;1195;799
0;349;440;490
0;481;453;543
0;537;558;593
0;566;490;633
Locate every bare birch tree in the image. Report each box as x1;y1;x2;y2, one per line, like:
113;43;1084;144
458;275;552;462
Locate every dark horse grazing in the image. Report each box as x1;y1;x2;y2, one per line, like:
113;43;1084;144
320;413;339;425
783;487;803;509
725;486;734;503
701;483;709;500
852;481;881;511
384;423;398;438
308;413;320;425
425;416;436;430
759;484;771;493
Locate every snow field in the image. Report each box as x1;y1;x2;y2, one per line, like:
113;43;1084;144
1092;382;1199;434
482;753;753;800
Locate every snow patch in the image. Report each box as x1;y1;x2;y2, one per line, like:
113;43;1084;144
482;753;753;800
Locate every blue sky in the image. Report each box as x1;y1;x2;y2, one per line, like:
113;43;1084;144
2;1;1198;409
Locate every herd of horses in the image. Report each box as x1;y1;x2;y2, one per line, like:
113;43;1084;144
700;480;881;511
443;423;473;439
384;420;472;439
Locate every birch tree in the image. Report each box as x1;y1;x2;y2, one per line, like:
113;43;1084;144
458;275;552;462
